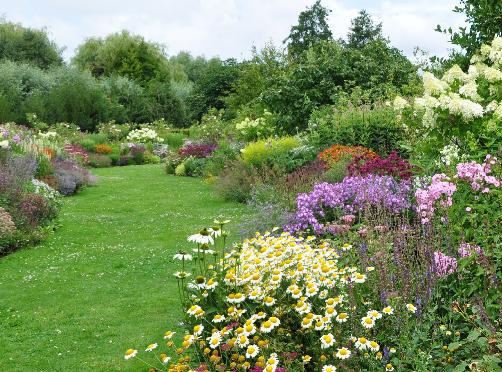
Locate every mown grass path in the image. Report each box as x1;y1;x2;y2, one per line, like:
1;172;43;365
0;165;246;371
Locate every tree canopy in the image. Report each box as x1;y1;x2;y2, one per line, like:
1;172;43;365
0;20;63;69
283;0;333;58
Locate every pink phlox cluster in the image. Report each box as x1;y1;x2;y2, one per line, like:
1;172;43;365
415;174;456;224
456;155;500;192
458;242;483;258
433;251;457;277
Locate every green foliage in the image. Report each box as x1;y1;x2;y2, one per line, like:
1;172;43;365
183;157;207;177
190;108;231;143
262;38;418;132
306;104;405;155
215;160;256;202
186;58;240;122
436;0;502;66
241;136;300;168
346;10;384;49
72;30;170;84
283;0;333;58
174;162;186;176
0;19;63;69
234;110;277;142
223;44;284;119
87;154;113;168
163;132;185;149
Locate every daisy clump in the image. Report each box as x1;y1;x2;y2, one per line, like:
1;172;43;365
124;221;413;371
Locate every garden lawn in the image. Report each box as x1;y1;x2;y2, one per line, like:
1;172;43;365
0;165;247;371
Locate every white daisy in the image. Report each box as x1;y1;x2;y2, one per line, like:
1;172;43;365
336;347;351;359
361;316;375;329
320;333;335;349
322;365;337;372
124;349;138;360
245;344;260;358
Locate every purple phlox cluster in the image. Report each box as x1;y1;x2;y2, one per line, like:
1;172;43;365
287;175;411;233
415;174;456;224
432;251;457;277
456;155;500;192
1;129;9;138
458;242;483;258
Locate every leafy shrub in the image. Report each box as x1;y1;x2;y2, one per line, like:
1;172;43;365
395;36;502;160
307;104;404;155
95;144;113;154
183;157;207;177
164;150;183;174
52;158;94;195
19;193;57;228
174;162;186;176
34;156;54;179
202;140;241;177
129;144;146;164
79;138;98;153
163;132;185;149
241;136;300;168
214;160;256;202
143;153;161;164
96;121;131;141
87;154;112;168
234;110;276;142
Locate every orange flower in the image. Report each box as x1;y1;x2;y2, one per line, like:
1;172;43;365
95;144;113;154
43;147;55;159
318;144;376;168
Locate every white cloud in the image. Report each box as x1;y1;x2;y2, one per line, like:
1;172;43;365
2;0;466;61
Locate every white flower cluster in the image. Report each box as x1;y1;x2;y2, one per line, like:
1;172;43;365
32;179;61;203
0;140;9;149
395;36;502;127
38;131;58;139
126;128;163;143
436;143;467;167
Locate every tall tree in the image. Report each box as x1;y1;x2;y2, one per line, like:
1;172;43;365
0;20;63;69
347;10;384;48
283;0;333;58
72;30;171;84
436;0;502;66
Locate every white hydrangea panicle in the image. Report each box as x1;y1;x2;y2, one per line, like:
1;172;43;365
442;64;468;84
423;72;448;95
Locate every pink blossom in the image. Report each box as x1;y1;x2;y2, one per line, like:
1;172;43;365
458;243;483;258
433;251;457;277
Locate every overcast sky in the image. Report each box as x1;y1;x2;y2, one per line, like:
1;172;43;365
2;0;466;61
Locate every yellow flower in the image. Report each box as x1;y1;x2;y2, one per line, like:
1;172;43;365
386;363;394;371
302;355;312;364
